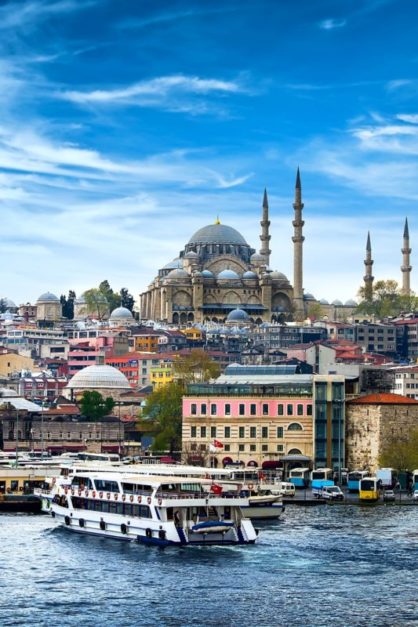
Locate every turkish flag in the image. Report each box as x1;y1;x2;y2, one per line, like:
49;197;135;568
213;439;224;449
210;483;223;494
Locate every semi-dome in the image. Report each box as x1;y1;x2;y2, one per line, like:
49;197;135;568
217;269;240;280
188;224;248;246
270;271;288;281
227;308;250;322
163;258;183;270
37;291;59;303
345;299;357;307
250;253;265;262
332;299;343;306
67;365;131;390
319;298;329;305
243;271;257;279
165;269;190;280
201;269;214;278
184;250;198;259
110;306;134;320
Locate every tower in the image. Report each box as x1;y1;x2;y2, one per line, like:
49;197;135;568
292;168;305;319
363;231;374;301
401;218;412;296
259;188;271;266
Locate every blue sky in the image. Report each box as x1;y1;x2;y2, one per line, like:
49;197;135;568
1;0;417;306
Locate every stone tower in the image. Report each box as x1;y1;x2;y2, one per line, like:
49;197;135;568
259;188;271;266
401;218;412;296
292;168;305;319
363;231;374;301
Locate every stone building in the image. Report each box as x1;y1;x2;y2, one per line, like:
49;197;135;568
140;172;307;325
35;292;62;322
65;364;132;400
346;393;418;473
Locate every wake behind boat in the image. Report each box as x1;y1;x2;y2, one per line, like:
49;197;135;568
48;471;258;546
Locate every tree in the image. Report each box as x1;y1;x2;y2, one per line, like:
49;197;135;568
60;290;76;320
356;280;417;318
120;287;135;312
83;288;109;320
79;391;115;421
0;299;7;314
143;382;184;453
173;349;221;384
307;302;324;321
379;428;418;472
99;280;120;312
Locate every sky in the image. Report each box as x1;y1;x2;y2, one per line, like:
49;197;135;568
1;0;418;306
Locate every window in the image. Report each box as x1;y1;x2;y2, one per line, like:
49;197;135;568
201;403;207;415
287;404;293;416
239;444;245;452
191;426;197;438
288;423;303;431
224;426;231;438
307;404;313;416
210;426;216;438
210;404;217;416
288;448;302;455
262;427;268;438
262;403;269;416
250;427;256;438
200;426;206;438
262;444;268;452
277;444;283;452
225;404;231;416
277;404;284;416
297;404;303;416
250;404;256;416
239;404;245;416
224;444;230;452
239;426;245;438
277;427;284;438
250;444;256;452
191;404;197;416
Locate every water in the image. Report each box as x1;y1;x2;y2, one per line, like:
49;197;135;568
1;506;418;626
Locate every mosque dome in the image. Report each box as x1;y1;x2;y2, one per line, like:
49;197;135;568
226;308;250;322
319;299;329;305
217;269;240;280
270;271;289;281
165;269;190;280
188;224;248;246
345;299;358;307
110;306;134;320
67;365;131;391
250;253;265;264
37;292;59;303
304;293;316;301
332;299;343;306
201;270;214;278
163;258;183;270
243;271;257;279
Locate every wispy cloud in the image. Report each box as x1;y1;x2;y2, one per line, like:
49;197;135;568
397;113;418;124
117;6;239;31
386;79;415;91
319;18;347;30
0;0;96;31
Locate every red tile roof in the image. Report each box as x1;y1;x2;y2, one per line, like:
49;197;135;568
348;393;418;405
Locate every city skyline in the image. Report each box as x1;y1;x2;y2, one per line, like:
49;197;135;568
1;0;417;304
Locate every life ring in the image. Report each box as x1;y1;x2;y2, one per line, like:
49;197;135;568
248;483;254;490
205;473;210;479
137;495;142;504
106;492;110;500
130;495;134;503
71;489;75;496
64;488;68;495
85;490;89;497
78;489;82;497
122;494;126;502
114;493;118;501
92;491;96;498
99;491;103;499
147;497;151;505
158;498;162;506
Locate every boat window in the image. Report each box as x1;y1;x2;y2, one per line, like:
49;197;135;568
71;477;93;489
94;479;120;492
121;482;152;494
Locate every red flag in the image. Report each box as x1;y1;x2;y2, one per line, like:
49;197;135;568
210;483;223;494
213;439;224;449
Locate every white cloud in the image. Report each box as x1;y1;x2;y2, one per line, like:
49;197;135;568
397;114;418;124
319;18;347;30
386;79;414;91
0;0;96;31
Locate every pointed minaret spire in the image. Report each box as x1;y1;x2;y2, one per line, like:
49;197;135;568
292;168;305;320
364;231;374;301
401;217;412;296
259;188;271;266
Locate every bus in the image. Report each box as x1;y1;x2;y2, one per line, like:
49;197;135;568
376;468;398;489
359;477;380;502
288;467;310;488
347;470;368;492
310;468;334;489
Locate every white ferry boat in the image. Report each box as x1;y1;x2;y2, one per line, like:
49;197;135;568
49;471;258;546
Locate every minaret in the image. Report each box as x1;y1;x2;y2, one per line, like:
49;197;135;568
259;189;271;266
292;168;305;319
401;217;412;295
364;231;374;301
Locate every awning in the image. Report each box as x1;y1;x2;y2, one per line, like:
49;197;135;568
280;454;312;463
1;398;43;412
222;456;233;465
262;460;284;470
160;456;177;464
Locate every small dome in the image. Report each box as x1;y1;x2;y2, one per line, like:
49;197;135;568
227;308;250;322
165;269;190;280
67;365;131;390
243;271;257;279
184;251;198;259
163;258;183;270
110;306;134;320
218;269;240;280
332;299;343;306
37;291;59;303
188;224;248;246
319;299;329;305
201;270;214;278
345;299;357;307
250;253;265;263
270;271;288;281
304;293;316;301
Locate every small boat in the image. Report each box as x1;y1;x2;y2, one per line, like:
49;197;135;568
240;489;285;520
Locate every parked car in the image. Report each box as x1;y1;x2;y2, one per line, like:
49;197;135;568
383;489;396;502
313;485;344;501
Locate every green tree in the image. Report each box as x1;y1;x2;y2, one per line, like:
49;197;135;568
60;290;76;320
83;288;109;320
173;349;221;384
357;280;417;318
120;287;135;312
99;280;120;312
143;382;184;453
0;298;7;314
79;391;115;421
307;302;324;321
379;428;418;471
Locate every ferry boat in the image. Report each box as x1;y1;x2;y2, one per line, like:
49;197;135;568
49;471;258;546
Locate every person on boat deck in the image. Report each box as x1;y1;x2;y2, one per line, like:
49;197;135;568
174;510;181;526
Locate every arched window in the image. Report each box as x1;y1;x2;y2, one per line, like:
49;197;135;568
288;448;302;455
288;422;303;431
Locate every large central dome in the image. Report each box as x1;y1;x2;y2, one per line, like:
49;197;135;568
188;223;248;246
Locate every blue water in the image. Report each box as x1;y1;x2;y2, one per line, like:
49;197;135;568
1;506;418;626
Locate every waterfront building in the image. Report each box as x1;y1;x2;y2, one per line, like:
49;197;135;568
346;393;418;473
182;365;345;470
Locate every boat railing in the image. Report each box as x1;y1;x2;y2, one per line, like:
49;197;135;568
155;491;244;501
